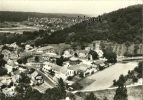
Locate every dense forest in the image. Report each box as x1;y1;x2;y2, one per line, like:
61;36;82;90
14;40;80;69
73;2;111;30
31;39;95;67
34;4;142;45
0;11;86;22
0;4;142;46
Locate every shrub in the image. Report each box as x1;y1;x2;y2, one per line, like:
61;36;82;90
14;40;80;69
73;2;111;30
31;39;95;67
137;73;142;78
79;72;84;78
0;68;7;76
67;76;73;81
113;79;117;86
133;77;138;82
71;83;83;90
91;71;94;74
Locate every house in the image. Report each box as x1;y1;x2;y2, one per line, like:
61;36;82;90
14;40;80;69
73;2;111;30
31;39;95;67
68;64;97;77
25;44;33;52
95;49;103;58
91;60;108;70
62;50;72;58
9;42;18;49
37;46;55;53
53;66;74;81
5;64;13;75
29;71;44;85
42;53;60;62
2;86;17;97
42;62;53;72
76;50;89;58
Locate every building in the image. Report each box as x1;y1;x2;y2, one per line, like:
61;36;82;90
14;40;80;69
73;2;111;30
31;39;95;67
69;57;81;65
42;53;60;62
62;50;72;58
29;71;44;85
37;46;55;53
68;64;97;77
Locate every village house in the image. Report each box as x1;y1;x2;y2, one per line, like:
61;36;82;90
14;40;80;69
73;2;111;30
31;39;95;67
29;71;44;86
25;44;33;52
42;52;60;62
91;60;108;70
36;45;55;53
76;50;88;58
53;66;74;81
9;42;19;50
62;50;72;58
68;63;97;77
42;62;74;81
2;86;17;97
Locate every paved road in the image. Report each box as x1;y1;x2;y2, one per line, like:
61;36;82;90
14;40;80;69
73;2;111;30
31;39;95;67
36;70;57;87
78;62;138;90
20;64;57;88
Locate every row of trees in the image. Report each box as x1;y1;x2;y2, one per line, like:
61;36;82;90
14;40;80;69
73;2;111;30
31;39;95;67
33;4;142;45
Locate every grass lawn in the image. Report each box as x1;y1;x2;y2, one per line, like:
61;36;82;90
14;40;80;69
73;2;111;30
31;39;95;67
77;78;95;88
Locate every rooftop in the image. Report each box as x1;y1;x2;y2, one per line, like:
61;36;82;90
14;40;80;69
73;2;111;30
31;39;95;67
68;64;89;71
37;45;54;51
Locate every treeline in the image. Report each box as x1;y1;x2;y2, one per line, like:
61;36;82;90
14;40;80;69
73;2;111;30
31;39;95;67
0;4;142;46
0;11;86;22
0;30;46;45
34;4;142;45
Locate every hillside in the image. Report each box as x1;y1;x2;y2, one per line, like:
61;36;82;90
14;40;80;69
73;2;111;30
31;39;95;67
35;4;142;44
0;11;86;22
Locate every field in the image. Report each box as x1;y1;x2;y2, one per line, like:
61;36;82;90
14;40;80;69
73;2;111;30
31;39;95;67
78;62;138;90
0;26;39;34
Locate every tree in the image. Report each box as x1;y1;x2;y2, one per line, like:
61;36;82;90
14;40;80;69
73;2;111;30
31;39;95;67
125;41;131;52
56;58;64;66
58;78;65;92
117;74;126;87
103;47;117;63
89;50;98;60
35;56;39;62
45;87;66;100
0;54;7;67
134;44;139;55
74;53;78;57
84;92;97;100
0;68;7;76
17;59;23;64
19;73;30;84
114;85;128;100
66;92;76;100
0;93;5;100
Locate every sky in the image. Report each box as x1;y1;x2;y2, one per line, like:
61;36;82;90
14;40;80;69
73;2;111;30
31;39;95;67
0;0;142;16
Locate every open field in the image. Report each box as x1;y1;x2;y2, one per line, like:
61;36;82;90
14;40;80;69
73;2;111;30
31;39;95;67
0;26;39;33
78;62;138;90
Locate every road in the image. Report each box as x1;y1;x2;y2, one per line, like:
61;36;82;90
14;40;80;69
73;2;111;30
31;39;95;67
36;70;57;87
20;64;57;88
78;62;138;90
